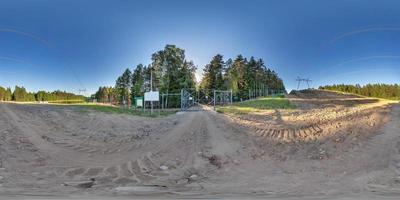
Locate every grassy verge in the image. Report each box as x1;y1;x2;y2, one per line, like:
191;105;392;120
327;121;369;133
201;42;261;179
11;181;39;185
73;104;177;117
216;97;296;114
48;100;86;104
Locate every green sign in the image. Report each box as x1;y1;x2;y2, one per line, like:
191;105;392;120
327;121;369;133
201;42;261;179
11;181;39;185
134;96;144;108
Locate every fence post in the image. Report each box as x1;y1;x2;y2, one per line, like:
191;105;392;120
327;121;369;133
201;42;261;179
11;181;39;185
230;89;233;104
161;94;164;110
213;89;216;110
180;89;183;111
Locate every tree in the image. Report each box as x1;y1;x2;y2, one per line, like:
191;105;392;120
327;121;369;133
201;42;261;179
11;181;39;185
13;86;29;102
179;60;197;89
26;92;36;101
115;68;132;105
149;45;197;92
5;87;12;101
201;54;286;100
107;45;287;105
131;64;144;100
94;86;116;103
36;91;46;101
319;84;400;100
0;85;84;102
200;54;225;91
149;45;197;107
0;86;6;101
227;55;248;98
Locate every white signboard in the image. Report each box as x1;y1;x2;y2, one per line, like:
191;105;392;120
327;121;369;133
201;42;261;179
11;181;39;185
136;99;143;107
144;91;159;101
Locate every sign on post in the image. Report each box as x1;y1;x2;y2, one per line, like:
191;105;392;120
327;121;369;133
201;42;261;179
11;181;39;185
136;99;143;107
144;91;159;115
134;96;143;108
144;91;159;101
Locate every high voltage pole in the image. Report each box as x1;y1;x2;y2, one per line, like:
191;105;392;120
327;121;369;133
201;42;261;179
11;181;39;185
78;89;86;96
296;76;312;90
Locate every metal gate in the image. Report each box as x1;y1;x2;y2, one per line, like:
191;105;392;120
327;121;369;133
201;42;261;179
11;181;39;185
180;89;232;111
180;89;197;111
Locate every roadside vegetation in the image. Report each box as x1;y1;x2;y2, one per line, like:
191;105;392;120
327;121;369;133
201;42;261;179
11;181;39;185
216;96;296;114
320;84;400;100
0;85;85;102
47;100;86;104
94;44;286;107
74;104;176;117
2;44;286;112
199;54;285;100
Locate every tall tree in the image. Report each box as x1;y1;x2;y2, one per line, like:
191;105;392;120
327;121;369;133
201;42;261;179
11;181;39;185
115;68;132;104
12;86;28;102
148;45;197;107
200;54;225;91
5;87;12;101
201;54;286;99
94;86;116;103
320;83;400;100
36;91;46;101
151;45;184;93
131;64;144;100
0;86;6;101
179;60;197;89
228;55;248;98
0;85;84;102
150;45;196;92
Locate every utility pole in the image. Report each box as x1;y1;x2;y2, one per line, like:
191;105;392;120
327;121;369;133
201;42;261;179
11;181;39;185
305;79;312;89
296;77;312;90
296;77;302;90
150;68;153;91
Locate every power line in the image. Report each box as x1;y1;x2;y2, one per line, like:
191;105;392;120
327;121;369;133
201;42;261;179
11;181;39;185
296;76;312;89
0;28;87;96
78;89;86;96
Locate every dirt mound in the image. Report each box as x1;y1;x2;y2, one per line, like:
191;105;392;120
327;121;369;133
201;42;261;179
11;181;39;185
288;89;383;110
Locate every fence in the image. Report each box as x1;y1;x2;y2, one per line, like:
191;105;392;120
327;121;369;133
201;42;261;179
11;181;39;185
130;88;286;112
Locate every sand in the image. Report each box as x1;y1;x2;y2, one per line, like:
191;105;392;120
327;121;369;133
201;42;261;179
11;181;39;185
0;90;399;199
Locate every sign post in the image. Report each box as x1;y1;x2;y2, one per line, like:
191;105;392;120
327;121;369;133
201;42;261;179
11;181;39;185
134;96;144;110
144;91;159;115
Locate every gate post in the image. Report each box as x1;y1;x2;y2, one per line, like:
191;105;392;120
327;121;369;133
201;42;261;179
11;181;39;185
181;89;183;111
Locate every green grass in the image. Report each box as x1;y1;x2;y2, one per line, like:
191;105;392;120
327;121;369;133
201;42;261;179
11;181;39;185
48;99;86;104
216;97;296;114
69;104;176;117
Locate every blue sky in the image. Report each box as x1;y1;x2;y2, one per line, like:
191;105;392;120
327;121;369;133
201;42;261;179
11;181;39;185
0;0;399;95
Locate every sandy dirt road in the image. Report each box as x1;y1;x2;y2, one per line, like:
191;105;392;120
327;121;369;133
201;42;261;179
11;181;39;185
0;97;400;199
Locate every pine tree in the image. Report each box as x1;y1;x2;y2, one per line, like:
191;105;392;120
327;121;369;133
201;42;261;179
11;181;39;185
319;84;400;100
13;86;28;101
5;87;12;101
36;91;46;101
0;87;5;101
115;68;132;105
131;64;144;100
200;54;225;91
201;54;286;99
